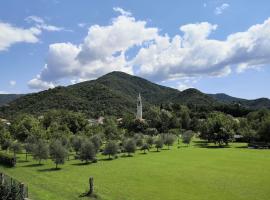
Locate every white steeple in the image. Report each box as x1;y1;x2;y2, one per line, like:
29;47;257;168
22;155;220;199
136;93;143;120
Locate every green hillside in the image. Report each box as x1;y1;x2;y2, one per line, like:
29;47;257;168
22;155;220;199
0;72;218;118
0;94;24;106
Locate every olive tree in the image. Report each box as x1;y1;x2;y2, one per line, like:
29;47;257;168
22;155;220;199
103;140;119;159
79;141;96;163
50;140;68;169
123;139;136;156
155;137;164;152
32;139;49;164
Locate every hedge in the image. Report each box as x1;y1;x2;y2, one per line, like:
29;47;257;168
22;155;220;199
0;152;16;167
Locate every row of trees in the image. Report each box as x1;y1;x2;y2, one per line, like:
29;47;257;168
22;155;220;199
0;131;194;169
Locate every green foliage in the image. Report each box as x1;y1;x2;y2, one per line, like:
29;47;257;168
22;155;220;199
1;139;12;152
199;112;237;146
79;141;96;163
146;136;154;147
10;142;22;158
0;152;16;167
10;114;41;142
32;140;49;164
49;140;68;169
90;135;102;153
182;130;194;146
123;139;136;156
103;141;119;159
0;94;23;106
154;137;164;152
163;134;176;149
70;135;83;154
140;143;149;154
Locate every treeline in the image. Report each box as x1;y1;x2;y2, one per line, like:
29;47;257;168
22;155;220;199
0;105;270;160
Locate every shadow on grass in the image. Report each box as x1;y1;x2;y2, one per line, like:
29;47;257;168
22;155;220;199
235;145;248;149
98;157;115;161
139;152;148;155
22;163;44;168
79;191;100;199
71;162;92;166
38;168;61;172
17;160;30;163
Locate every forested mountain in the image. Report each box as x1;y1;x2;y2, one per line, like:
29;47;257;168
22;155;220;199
0;72;217;118
0;71;269;119
209;93;270;109
0;94;24;107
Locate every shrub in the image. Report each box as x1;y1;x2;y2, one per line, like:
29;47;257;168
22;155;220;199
0;152;16;167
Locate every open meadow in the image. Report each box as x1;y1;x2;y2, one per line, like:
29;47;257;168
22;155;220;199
1;142;270;200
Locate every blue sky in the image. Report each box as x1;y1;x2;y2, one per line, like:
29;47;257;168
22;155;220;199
0;0;270;99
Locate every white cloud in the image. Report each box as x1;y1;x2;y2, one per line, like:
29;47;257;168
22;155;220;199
9;80;16;86
28;75;55;90
113;7;131;16
215;3;230;15
176;82;193;91
0;22;41;51
135;18;270;81
28;8;270;91
29;9;158;89
25;15;64;32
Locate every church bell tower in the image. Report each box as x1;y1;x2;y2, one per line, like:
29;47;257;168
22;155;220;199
136;93;143;120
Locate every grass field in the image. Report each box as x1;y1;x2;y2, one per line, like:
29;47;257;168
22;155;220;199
1;142;270;200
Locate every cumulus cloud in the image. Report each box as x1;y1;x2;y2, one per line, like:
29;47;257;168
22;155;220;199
0;22;41;51
28;9;158;89
135;18;270;81
28;8;270;91
215;3;230;15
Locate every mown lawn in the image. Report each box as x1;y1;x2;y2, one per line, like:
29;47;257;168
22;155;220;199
1;142;270;200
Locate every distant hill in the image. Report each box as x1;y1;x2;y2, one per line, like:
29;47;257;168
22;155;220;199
0;72;269;119
0;94;24;107
209;93;270;109
0;72;218;118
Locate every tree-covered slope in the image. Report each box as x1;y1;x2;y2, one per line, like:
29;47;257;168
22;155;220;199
0;94;24;106
209;93;270;109
0;72;219;118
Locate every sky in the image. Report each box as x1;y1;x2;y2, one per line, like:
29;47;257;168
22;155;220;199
0;0;270;99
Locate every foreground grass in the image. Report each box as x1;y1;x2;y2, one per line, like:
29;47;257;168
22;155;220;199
1;142;270;200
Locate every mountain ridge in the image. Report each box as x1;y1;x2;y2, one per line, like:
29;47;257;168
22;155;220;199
0;71;269;118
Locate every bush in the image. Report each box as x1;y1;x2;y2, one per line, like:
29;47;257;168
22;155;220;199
0;152;16;167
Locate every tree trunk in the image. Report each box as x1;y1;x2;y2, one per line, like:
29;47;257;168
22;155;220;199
39;159;41;165
25;152;28;161
56;163;58;169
